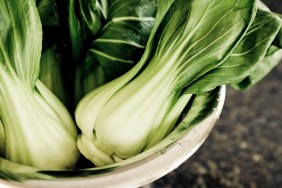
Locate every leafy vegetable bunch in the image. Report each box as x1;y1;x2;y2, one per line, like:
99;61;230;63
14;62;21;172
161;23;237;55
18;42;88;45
0;0;281;180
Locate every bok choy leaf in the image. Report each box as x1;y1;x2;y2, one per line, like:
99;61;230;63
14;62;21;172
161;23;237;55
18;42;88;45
186;7;282;93
233;45;282;89
74;0;157;102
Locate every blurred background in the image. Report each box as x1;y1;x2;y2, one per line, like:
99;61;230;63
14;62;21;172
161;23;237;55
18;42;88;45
150;1;282;188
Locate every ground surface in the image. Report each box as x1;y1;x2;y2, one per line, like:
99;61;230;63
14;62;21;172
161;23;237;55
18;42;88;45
150;1;282;187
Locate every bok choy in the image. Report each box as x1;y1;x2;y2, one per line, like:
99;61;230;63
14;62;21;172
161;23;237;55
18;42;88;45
75;0;259;166
0;0;79;170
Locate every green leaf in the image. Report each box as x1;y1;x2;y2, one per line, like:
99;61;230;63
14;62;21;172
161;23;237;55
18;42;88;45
169;0;257;90
65;0;107;62
37;0;59;26
78;0;106;37
75;0;157;101
233;46;282;89
0;0;42;87
186;7;282;93
86;0;157;78
66;0;83;62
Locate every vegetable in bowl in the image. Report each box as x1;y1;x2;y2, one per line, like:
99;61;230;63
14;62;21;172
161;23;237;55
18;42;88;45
76;0;282;166
0;0;79;170
0;0;281;182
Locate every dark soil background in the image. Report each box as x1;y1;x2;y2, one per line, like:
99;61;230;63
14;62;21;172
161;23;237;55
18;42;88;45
150;1;282;188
